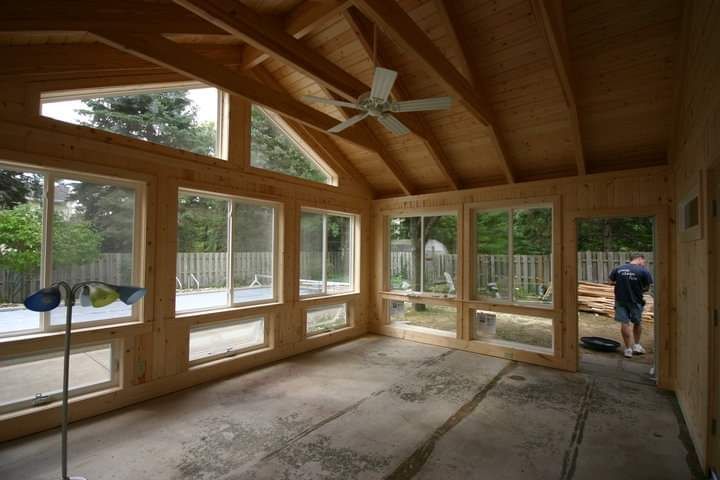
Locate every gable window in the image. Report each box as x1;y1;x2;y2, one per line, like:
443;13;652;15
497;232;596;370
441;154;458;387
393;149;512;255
388;214;458;296
0;163;143;338
41;82;225;159
299;209;355;297
176;190;278;314
250;106;336;185
473;206;553;305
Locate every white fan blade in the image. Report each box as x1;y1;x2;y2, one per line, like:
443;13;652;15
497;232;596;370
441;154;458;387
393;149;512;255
370;67;398;102
302;95;360;110
390;96;453;113
377;114;410;135
328;112;369;133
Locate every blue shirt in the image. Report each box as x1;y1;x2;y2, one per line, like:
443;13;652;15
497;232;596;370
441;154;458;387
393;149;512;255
609;263;653;306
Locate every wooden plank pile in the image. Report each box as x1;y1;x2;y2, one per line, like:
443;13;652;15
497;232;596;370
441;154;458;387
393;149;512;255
577;281;654;323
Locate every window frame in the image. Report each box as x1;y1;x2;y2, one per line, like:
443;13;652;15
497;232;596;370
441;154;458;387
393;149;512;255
387;211;459;297
469;202;554;308
299;207;357;299
175;188;281;315
304;303;349;337
0;340;119;415
40;81;229;160
0;161;145;338
188;315;268;366
249;105;338;186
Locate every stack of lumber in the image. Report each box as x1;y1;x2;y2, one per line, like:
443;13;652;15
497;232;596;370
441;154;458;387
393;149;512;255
577;281;654;323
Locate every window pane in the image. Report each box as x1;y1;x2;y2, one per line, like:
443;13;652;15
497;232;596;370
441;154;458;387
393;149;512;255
50;179;136;326
471;309;553;352
306;304;347;335
189;317;265;363
423;215;457;296
512;208;552;304
0;343;113;412
232;202;274;304
0;168;43;335
176;193;228;312
42;87;220;158
389;217;421;292
326;215;352;295
300;211;324;296
475;210;510;300
388;301;456;337
250;106;332;184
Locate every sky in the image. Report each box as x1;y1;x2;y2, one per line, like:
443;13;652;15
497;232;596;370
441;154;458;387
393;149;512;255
41;87;219;125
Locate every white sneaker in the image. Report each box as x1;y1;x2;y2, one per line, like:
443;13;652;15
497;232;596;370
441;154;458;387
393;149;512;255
624;348;633;358
633;344;646;355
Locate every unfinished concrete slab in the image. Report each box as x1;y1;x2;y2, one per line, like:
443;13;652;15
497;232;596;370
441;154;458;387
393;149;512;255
0;336;702;480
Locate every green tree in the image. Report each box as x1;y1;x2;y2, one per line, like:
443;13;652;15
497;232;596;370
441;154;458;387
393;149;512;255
177;194;227;253
250;106;328;183
0;171;42;209
78;90;216;156
0;203;102;273
577;217;654;251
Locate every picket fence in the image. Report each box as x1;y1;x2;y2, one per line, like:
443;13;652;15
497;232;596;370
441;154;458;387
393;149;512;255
0;250;653;304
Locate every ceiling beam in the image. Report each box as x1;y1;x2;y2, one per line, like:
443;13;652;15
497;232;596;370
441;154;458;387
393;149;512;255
343;7;460;190
0;1;224;34
530;0;586;176
175;0;364;102
431;0;476;88
238;0;351;71
90;31;377;152
350;0;515;183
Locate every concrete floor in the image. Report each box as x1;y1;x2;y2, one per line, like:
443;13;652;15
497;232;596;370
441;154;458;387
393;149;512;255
0;335;703;480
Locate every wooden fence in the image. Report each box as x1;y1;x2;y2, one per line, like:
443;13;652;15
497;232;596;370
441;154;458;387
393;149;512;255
1;250;652;303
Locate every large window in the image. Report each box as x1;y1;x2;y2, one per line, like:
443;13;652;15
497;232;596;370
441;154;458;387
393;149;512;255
0;342;117;414
250;106;335;185
176;191;277;313
388;301;456;337
471;309;553;353
0;164;142;337
41;83;225;159
305;304;348;336
474;206;552;305
299;210;355;297
389;214;458;296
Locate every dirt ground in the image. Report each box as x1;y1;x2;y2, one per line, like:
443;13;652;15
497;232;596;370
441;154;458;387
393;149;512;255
397;308;655;365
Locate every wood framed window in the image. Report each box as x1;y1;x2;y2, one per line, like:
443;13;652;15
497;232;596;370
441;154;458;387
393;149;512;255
388;213;458;297
176;190;280;314
0;341;119;414
0;162;144;338
40;81;228;160
188;316;267;365
305;303;348;337
299;209;356;298
471;205;553;307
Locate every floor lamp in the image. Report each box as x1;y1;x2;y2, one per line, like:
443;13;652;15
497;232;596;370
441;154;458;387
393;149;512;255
24;281;147;480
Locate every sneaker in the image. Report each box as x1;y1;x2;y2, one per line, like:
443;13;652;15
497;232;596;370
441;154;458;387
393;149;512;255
624;348;633;358
633;344;646;355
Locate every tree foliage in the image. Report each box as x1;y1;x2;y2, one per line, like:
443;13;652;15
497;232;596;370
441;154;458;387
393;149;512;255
78;90;217;156
0;171;42;209
0;203;101;273
577;217;654;251
250;106;329;183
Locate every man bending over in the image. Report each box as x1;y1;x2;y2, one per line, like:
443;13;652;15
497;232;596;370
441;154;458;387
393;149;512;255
608;254;653;358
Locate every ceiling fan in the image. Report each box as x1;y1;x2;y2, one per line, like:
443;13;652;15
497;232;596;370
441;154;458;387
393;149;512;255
301;67;453;135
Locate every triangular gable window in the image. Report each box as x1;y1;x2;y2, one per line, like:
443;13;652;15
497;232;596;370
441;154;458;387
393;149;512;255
250;106;337;185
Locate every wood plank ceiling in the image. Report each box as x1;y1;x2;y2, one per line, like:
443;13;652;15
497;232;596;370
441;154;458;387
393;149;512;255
0;0;682;197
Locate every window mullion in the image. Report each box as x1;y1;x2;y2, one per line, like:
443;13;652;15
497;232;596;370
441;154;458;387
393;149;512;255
226;200;234;307
420;217;425;293
40;174;55;332
322;214;328;295
508;209;514;303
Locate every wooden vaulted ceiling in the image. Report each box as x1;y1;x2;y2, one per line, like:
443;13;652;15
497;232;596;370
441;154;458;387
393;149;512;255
0;0;682;197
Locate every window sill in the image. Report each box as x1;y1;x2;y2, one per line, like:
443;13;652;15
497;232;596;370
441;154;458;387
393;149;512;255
305;324;354;340
299;292;360;303
0;321;150;350
176;302;283;324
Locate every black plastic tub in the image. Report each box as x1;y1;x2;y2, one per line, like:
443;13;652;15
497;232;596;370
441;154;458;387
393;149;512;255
580;336;621;352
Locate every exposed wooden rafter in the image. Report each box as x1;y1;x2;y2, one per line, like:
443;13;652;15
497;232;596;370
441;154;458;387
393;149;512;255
530;0;586;176
90;31;378;152
431;0;476;88
343;7;460;190
174;0;363;101
350;0;516;183
242;0;352;70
